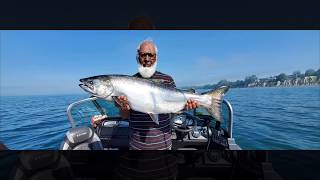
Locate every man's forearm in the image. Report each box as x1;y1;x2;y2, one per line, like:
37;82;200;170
113;96;130;119
120;109;130;119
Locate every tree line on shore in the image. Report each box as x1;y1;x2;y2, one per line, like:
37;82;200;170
183;68;320;89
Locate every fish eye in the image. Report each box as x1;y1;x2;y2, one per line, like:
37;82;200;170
89;81;93;85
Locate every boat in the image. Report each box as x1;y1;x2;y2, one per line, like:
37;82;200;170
60;90;241;150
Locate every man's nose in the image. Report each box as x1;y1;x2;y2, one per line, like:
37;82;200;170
143;56;151;63
145;55;151;60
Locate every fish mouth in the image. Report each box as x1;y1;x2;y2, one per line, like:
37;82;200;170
79;83;94;94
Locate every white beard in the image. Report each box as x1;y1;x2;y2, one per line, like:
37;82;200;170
138;61;157;78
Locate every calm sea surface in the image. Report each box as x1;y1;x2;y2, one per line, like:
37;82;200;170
0;86;319;150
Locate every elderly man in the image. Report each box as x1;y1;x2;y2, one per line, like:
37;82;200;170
114;40;198;150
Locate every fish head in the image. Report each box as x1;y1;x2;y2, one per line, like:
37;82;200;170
79;76;114;98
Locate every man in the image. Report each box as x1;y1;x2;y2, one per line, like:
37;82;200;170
115;40;198;150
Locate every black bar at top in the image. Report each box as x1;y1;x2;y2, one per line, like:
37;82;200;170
1;0;319;29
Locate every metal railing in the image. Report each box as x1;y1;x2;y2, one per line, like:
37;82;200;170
66;97;98;128
222;99;234;138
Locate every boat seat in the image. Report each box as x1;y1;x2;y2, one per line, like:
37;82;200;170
60;127;103;150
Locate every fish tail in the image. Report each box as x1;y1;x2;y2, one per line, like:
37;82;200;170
202;86;230;122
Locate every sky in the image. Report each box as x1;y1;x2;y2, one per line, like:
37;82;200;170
0;30;319;96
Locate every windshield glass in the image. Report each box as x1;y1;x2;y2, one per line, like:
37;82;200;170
69;98;120;127
195;101;231;133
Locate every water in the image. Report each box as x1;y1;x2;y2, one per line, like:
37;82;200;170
225;86;320;150
0;87;319;150
0;94;88;149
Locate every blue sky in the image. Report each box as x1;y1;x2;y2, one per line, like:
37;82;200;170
0;30;319;96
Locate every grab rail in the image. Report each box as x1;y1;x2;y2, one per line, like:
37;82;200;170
222;99;234;138
66;97;98;128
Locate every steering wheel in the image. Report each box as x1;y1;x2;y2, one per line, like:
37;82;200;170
172;113;198;133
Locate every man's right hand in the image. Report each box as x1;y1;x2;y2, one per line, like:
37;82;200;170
116;95;131;111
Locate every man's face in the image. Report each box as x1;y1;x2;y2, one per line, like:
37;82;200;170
138;42;157;67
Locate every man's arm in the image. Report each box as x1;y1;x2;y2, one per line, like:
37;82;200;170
118;106;130;119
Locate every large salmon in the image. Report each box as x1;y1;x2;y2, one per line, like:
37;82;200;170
79;75;229;124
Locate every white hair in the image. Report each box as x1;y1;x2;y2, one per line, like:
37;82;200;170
136;39;158;78
136;39;158;55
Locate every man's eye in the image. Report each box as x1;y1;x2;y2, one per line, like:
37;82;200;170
140;53;156;58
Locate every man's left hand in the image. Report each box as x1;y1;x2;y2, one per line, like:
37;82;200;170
91;115;107;128
185;99;199;110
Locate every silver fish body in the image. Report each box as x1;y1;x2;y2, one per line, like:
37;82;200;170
79;75;229;124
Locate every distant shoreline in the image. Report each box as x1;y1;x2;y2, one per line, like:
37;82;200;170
230;84;320;89
182;69;320;90
182;84;320;90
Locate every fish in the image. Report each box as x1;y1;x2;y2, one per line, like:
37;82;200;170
79;75;229;125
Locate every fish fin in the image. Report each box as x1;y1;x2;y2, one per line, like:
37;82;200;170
148;113;159;125
203;86;230;122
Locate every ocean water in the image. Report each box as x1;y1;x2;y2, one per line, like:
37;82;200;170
0;86;319;150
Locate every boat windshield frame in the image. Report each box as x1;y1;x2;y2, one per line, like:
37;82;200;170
66;96;99;128
223;99;234;138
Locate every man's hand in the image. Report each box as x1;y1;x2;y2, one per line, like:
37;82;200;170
115;95;130;119
91;115;107;128
116;95;131;110
185;99;199;110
